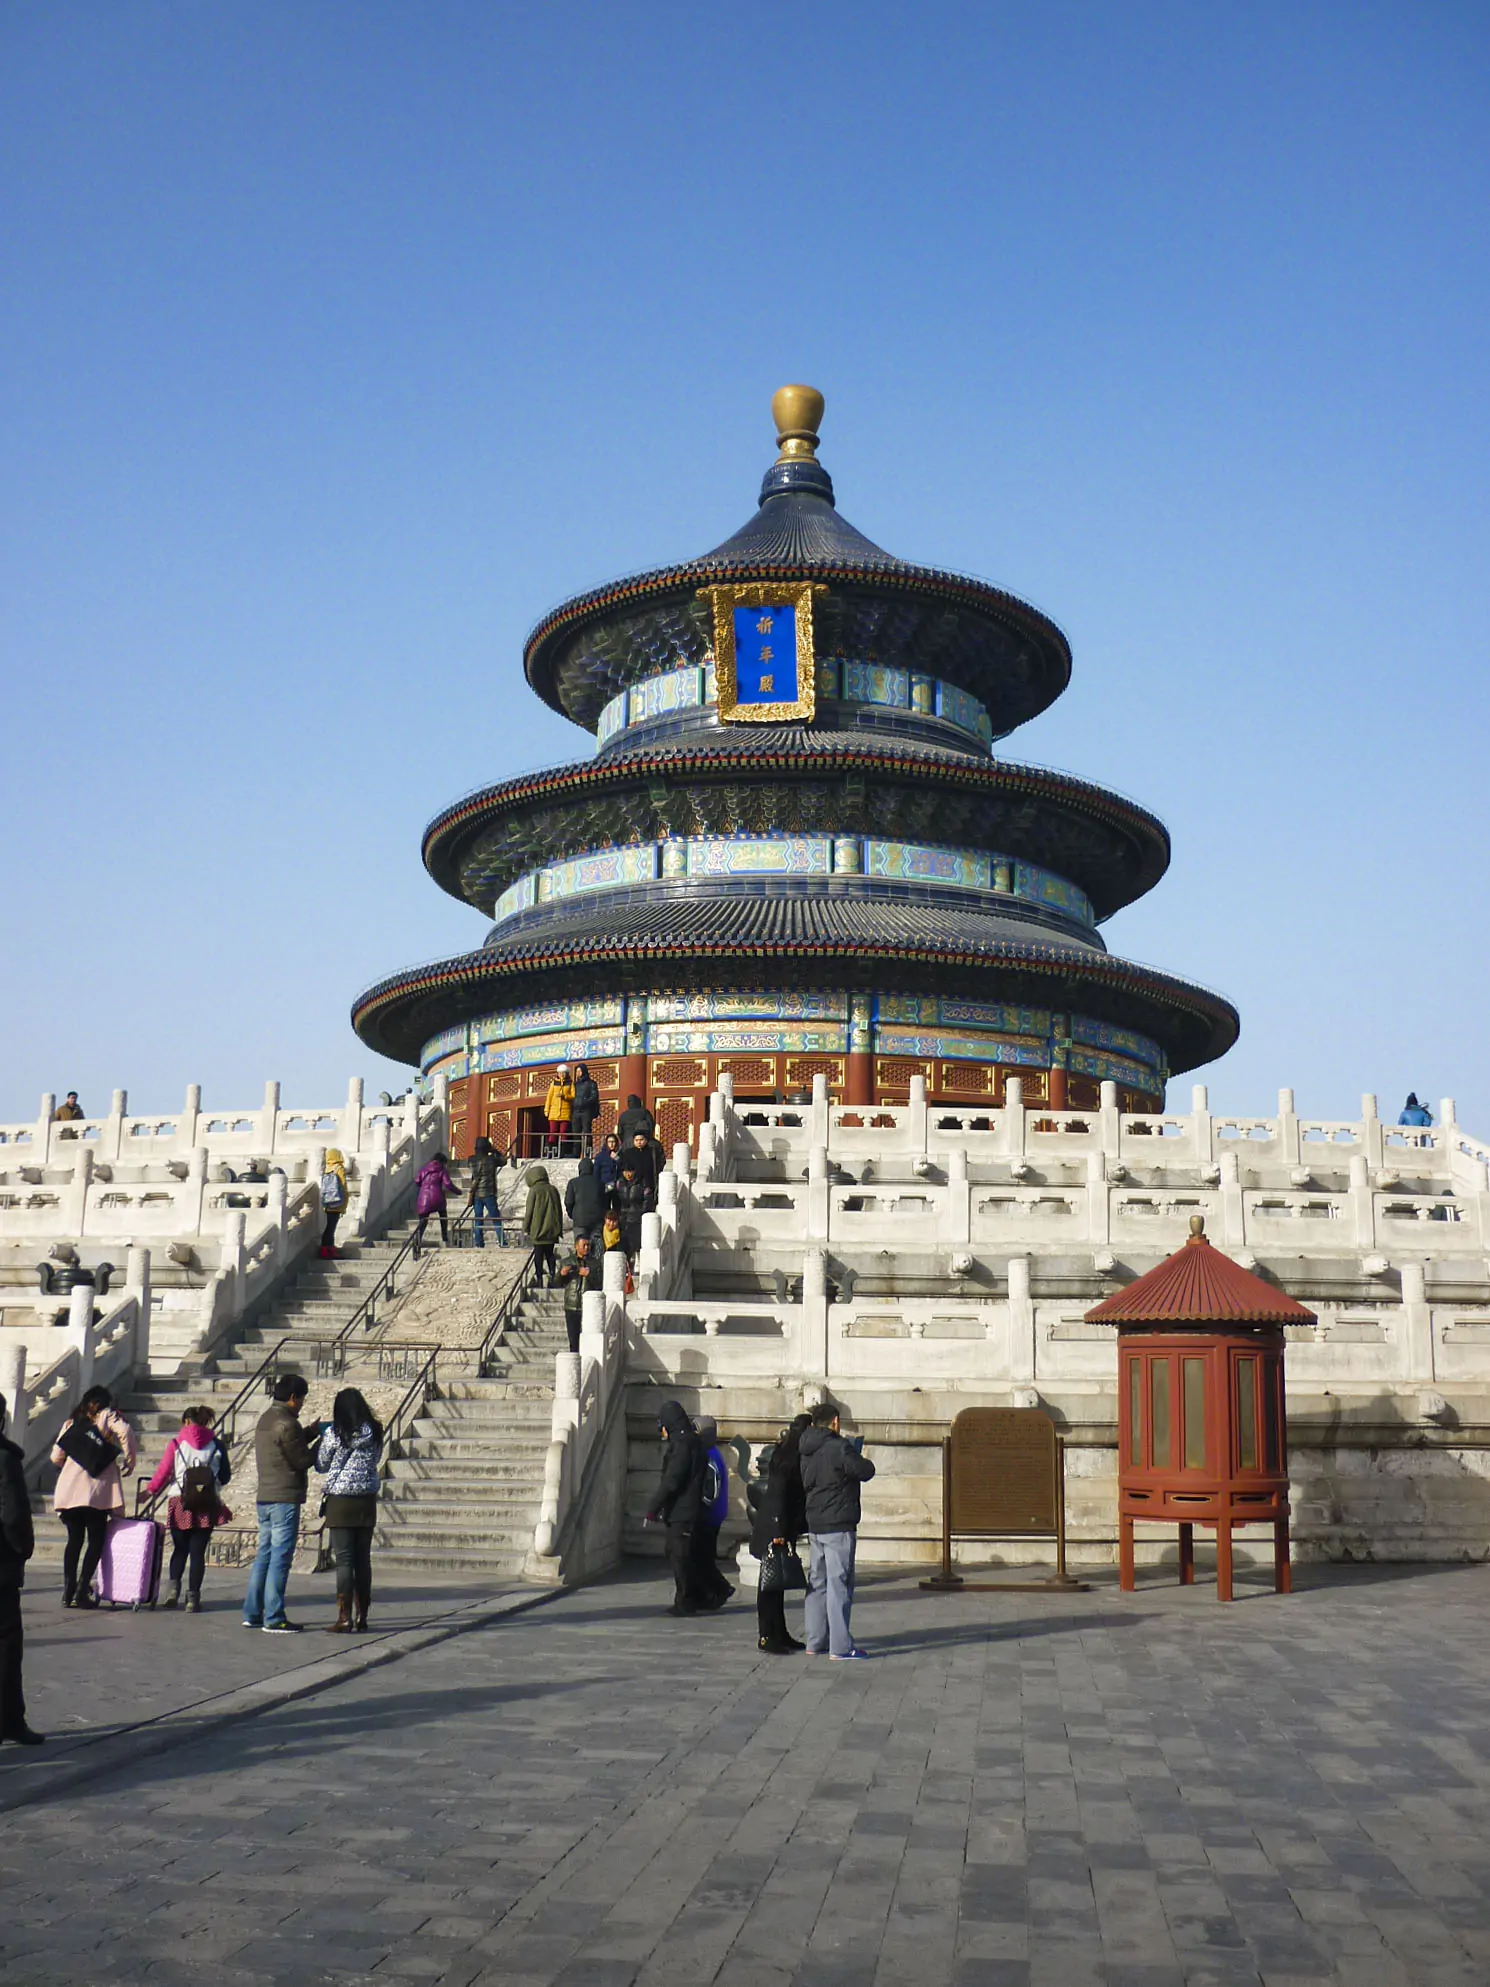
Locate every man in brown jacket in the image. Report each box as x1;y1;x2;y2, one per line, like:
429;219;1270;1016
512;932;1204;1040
242;1373;318;1633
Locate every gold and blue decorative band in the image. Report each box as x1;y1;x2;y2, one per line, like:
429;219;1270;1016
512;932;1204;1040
490;835;1095;930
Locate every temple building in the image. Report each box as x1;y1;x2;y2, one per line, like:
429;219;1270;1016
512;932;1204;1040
352;388;1238;1156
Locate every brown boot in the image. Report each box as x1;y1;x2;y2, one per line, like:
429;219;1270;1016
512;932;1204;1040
329;1595;353;1633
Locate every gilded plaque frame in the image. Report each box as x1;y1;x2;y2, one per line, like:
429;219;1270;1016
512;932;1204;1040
699;580;823;724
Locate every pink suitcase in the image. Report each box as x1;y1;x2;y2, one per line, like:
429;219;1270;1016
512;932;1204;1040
95;1517;165;1609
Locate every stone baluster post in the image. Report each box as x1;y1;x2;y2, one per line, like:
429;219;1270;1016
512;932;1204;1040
906;1073;928;1159
185;1144;209;1230
1361;1092;1384;1166
66;1142;94;1236
1006;1254;1034;1388
261;1080;281;1155
1348;1154;1375;1249
1085;1150;1109;1246
267;1171;289;1269
67;1282;96;1391
341;1076;364;1156
1191;1083;1212;1166
579;1287;607;1380
801;1248;829;1389
810;1072;830;1149
222;1210;248;1320
125;1243;152;1372
806;1145;830;1245
37;1092;56;1165
1277;1087;1300;1165
180;1083;201;1154
1440;1097;1457;1130
718;1070;735;1110
1219;1150;1245;1248
0;1342;26;1451
105;1088;127;1161
602;1247;627;1303
1002;1077;1025;1158
1099;1080;1121;1158
1399;1261;1433;1382
432;1074;450;1152
945;1145;970;1246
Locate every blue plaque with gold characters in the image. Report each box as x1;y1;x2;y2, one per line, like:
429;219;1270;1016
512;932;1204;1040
699;579;823;724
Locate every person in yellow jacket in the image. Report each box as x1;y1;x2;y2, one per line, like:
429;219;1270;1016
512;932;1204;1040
543;1065;575;1156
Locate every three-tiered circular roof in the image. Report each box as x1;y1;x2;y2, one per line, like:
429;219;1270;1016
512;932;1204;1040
353;386;1240;1075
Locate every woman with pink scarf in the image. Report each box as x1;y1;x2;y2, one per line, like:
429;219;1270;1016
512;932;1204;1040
145;1406;232;1612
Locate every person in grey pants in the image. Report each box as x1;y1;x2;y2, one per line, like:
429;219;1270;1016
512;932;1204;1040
797;1401;876;1661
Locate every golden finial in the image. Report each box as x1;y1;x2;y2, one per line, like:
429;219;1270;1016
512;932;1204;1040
1188;1214;1206;1240
772;384;824;463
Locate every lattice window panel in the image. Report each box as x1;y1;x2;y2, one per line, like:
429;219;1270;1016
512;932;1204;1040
1067;1077;1101;1110
592;1098;620;1140
484;1072;522;1103
481;1109;515;1154
655;1095;698;1150
447;1078;471;1114
785;1055;845;1091
1019;1070;1049;1105
585;1061;620;1090
874;1057;933;1093
448;1115;470;1159
938;1061;995;1096
716;1055;776;1092
526;1066;557;1099
651;1056;708;1089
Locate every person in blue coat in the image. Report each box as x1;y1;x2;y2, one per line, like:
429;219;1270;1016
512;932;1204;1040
1399;1093;1433;1127
691;1415;734;1610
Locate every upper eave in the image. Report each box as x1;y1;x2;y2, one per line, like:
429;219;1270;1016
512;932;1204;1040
420;740;1171;922
523;553;1073;735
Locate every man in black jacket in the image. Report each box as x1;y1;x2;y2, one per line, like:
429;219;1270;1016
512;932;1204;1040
616;1093;656;1145
0;1389;42;1745
610;1161;649;1257
645;1399;707;1615
564;1157;607;1242
798;1400;876;1661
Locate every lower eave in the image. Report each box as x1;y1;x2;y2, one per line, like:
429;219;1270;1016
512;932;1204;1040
352;930;1238;1074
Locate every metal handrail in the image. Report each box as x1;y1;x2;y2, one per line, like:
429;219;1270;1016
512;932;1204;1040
134;1331;298;1520
477;1249;539;1376
379;1346;440;1484
315;1221;427;1376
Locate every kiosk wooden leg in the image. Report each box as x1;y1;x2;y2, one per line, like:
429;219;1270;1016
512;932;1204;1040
1274;1516;1292;1594
1118;1513;1135;1591
1177;1522;1195;1586
1215;1520;1234;1603
921;1438;963;1590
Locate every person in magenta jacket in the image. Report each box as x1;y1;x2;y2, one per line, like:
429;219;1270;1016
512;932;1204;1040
415;1152;456;1248
145;1405;233;1612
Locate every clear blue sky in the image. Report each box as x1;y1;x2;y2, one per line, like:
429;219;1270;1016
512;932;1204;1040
3;2;1487;1127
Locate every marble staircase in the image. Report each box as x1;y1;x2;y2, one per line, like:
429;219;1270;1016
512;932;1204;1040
374;1285;568;1575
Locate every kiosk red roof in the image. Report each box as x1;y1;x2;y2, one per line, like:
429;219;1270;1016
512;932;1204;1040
1085;1219;1317;1326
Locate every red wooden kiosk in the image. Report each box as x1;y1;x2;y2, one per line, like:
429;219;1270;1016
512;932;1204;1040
1086;1215;1314;1602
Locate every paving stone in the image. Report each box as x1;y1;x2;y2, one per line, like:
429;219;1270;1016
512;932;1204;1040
1;1563;1490;1984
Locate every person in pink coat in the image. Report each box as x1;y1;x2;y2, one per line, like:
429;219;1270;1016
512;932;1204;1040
51;1385;136;1608
144;1405;232;1612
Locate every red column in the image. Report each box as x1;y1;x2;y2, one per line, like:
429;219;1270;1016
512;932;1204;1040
618;1054;648;1109
1048;1063;1068;1109
845;1052;873;1106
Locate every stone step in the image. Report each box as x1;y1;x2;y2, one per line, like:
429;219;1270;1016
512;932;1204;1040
397;1437;550;1463
371;1549;529;1574
384;1460;547;1485
380;1495;540;1522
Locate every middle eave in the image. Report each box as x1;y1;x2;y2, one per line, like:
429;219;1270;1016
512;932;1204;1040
421;736;1171;922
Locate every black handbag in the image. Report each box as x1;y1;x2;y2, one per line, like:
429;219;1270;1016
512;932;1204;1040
57;1418;123;1479
759;1543;807;1594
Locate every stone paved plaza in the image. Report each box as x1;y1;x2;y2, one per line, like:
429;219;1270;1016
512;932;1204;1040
3;1562;1490;1986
